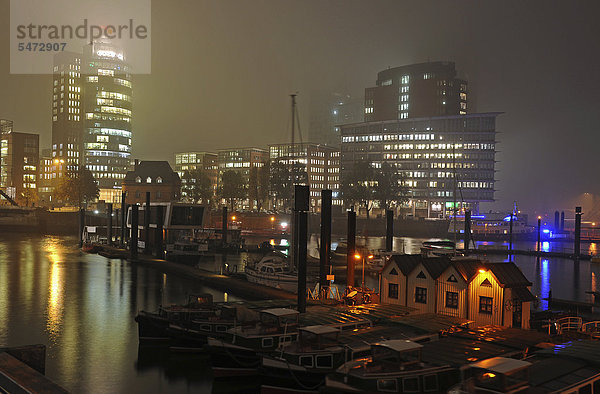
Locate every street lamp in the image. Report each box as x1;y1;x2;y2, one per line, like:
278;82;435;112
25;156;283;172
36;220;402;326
354;253;373;289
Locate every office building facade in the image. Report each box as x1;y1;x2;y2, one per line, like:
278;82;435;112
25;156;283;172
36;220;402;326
364;61;467;122
0;126;39;206
174;151;218;201
51;41;132;204
308;91;363;147
340;113;498;217
269;143;341;209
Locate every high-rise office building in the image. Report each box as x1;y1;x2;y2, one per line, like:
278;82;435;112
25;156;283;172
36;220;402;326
51;41;132;204
308;91;363;147
364;61;467;122
340;113;498;217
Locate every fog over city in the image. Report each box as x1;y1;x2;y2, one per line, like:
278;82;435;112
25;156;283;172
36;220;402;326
1;0;599;215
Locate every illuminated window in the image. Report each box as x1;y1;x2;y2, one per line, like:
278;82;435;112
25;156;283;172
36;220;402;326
156;177;163;183
479;296;493;314
445;292;459;309
146;177;152;183
401;75;409;84
415;287;427;304
135;176;141;183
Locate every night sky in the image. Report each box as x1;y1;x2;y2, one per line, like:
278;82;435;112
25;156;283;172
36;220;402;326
1;0;599;217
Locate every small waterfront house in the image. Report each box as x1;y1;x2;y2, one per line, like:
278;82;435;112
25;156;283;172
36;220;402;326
122;161;181;204
380;255;534;329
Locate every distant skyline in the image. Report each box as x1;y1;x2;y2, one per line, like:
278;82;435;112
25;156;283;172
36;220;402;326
1;0;600;216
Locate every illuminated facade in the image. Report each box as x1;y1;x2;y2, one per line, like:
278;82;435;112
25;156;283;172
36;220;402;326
365;61;467;122
122;161;181;205
51;41;132;204
174;152;218;200
0;127;39;206
38;149;54;206
269;143;341;209
340;113;499;217
217;147;268;186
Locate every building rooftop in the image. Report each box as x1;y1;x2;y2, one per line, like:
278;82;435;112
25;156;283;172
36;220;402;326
374;339;423;353
468;356;531;374
124;161;180;184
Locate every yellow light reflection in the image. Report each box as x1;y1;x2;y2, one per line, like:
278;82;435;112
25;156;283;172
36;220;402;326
589;243;597;256
45;240;64;341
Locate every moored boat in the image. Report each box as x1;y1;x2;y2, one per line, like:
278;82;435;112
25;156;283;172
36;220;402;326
134;294;217;342
245;252;298;293
325;339;459;393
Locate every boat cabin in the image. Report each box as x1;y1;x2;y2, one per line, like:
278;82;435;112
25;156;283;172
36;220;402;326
460;357;531;393
370;340;424;370
259;308;300;334
380;255;534;329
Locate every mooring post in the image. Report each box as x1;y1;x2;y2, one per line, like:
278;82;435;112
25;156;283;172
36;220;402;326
385;209;393;252
131;205;139;261
107;203;113;246
509;212;514;260
294;185;309;313
464;210;471;254
78;208;85;248
145;192;151;254
574;206;582;259
155;205;164;259
222;206;228;248
319;189;332;289
537;216;542;252
121;191;127;246
347;210;356;289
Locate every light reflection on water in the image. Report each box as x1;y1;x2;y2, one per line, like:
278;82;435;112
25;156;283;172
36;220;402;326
0;233;599;393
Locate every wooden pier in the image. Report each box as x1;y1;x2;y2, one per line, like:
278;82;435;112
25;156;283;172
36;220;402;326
0;345;67;393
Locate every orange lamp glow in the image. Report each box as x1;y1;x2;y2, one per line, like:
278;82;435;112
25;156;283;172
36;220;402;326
478;269;486;274
537;216;542;220
231;216;236;221
368;255;374;259
270;216;275;222
354;254;361;260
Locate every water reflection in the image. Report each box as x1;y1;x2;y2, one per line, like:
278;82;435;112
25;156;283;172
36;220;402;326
540;259;550;310
45;238;64;342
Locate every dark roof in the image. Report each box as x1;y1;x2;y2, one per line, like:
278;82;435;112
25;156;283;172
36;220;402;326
486;262;532;288
450;258;484;282
511;286;535;302
387;254;422;275
421;257;452;279
124;161;181;184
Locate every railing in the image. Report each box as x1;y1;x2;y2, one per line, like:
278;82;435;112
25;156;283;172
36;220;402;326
556;316;582;334
582;321;600;334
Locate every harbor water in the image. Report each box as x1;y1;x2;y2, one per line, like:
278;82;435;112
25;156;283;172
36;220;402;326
0;233;598;392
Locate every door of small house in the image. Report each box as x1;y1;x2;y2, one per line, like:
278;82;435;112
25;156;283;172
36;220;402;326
512;300;522;328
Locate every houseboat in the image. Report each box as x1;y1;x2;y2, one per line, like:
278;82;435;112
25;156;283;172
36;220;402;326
325;339;459;393
207;308;301;377
134;294;217;342
379;254;534;329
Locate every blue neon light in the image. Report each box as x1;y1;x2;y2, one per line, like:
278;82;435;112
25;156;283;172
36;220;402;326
503;215;518;222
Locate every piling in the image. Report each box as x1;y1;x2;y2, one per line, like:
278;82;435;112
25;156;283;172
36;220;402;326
574;206;582;259
107;203;113;246
464;210;471;253
131;205;139;260
294;185;309;313
509;213;514;258
121;191;126;246
155;205;164;259
297;211;308;313
78;208;85;248
537;217;541;252
347;210;356;288
222;206;228;247
385;209;393;252
145;192;151;254
319;189;332;288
